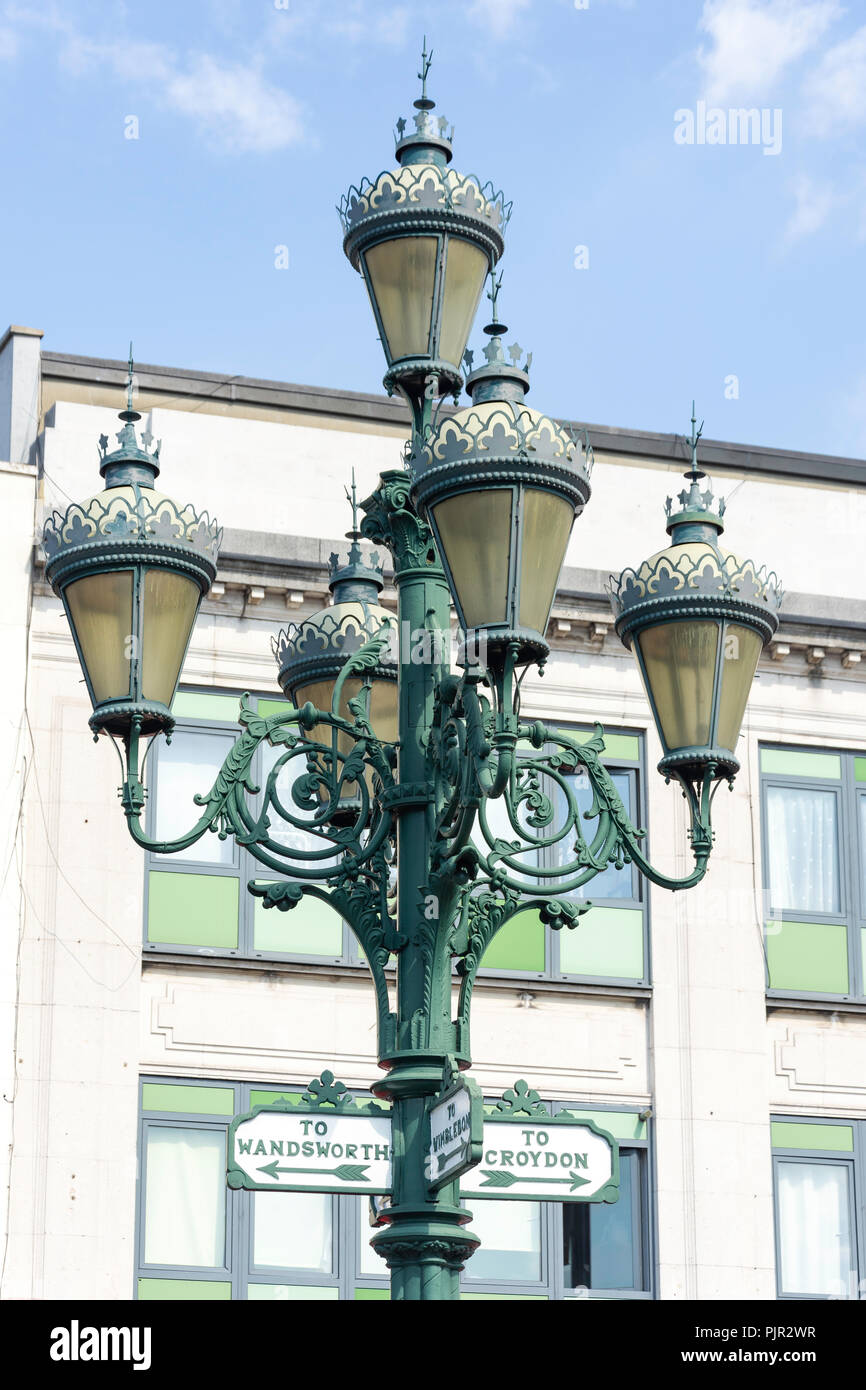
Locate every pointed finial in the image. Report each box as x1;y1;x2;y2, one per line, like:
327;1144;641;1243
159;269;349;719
126;342;134;413
344;467;360;539
416;36;434;108
118;340;141;425
687;399;705;479
483;271;507;336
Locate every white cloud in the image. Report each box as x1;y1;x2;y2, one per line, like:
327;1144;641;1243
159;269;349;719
784;172;837;242
697;0;840;104
467;0;531;38
1;6;305;152
164;56;304;152
322;2;411;48
0;27;17;58
803;25;866;134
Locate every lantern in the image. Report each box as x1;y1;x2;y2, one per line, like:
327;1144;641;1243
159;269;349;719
43;351;220;738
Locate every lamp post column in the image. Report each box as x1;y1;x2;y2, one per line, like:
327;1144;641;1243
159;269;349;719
361;469;477;1300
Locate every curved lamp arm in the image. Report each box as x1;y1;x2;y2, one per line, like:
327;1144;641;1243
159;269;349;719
119;693;397;881
455;720;715;897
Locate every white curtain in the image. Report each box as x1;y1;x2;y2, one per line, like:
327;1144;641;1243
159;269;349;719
154;731;235;865
778;1161;852;1296
766;786;840;914
556;771;632;900
467;1199;542;1282
144;1127;226;1267
253;1191;332;1272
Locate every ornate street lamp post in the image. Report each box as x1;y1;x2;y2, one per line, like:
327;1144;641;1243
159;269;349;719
45;55;781;1300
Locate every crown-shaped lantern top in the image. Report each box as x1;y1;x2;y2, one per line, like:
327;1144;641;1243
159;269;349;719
662;404;727;541
609;403;783;627
463;276;533;405
393;37;454;168
98;345;162;488
42;344;221;568
272;472;395;694
327;470;385;603
338;41;511;245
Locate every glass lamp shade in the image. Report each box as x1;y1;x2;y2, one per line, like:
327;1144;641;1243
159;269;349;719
611;536;781;782
411;400;592;668
44;485;220;737
293;675;398;804
432;485;575;643
273;594;398;809
362;231;488;373
341;159;509;397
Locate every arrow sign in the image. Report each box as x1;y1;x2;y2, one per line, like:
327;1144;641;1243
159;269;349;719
461;1114;618;1203
229;1105;392;1194
478;1169;591;1192
258;1161;370;1184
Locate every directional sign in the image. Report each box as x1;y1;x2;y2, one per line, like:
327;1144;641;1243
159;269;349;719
460;1109;619;1204
228;1088;392;1195
426;1075;483;1193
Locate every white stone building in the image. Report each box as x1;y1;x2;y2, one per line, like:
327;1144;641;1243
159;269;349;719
1;324;864;1301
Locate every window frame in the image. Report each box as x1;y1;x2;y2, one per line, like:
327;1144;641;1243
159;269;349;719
476;726;651;988
760;745;866;1005
135;1078;655;1301
143;690;355;967
771;1114;866;1301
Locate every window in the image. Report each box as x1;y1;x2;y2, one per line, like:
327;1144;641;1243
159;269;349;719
478;728;650;986
136;1079;654;1300
760;746;866;1001
772;1117;866;1299
144;690;353;965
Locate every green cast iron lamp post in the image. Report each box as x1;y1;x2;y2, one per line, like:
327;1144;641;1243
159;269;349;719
47;56;782;1300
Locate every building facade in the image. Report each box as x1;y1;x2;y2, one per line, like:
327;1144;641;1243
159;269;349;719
1;324;865;1301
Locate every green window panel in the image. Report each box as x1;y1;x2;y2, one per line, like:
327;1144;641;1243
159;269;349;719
766;920;849;994
257;698;292;719
771;1122;854;1153
138;1279;231;1300
760;748;842;780
171;691;241;722
461;1292;548;1300
557;729;641;763
148;871;239;949
141;1083;235;1116
355;1287;390;1300
564;1110;647;1142
253;892;343;956
560;906;644;979
854;757;866;782
249;1090;303;1110
247;1284;338;1300
480;908;545;972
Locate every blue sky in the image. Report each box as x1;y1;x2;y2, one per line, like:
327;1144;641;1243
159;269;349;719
1;0;864;458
